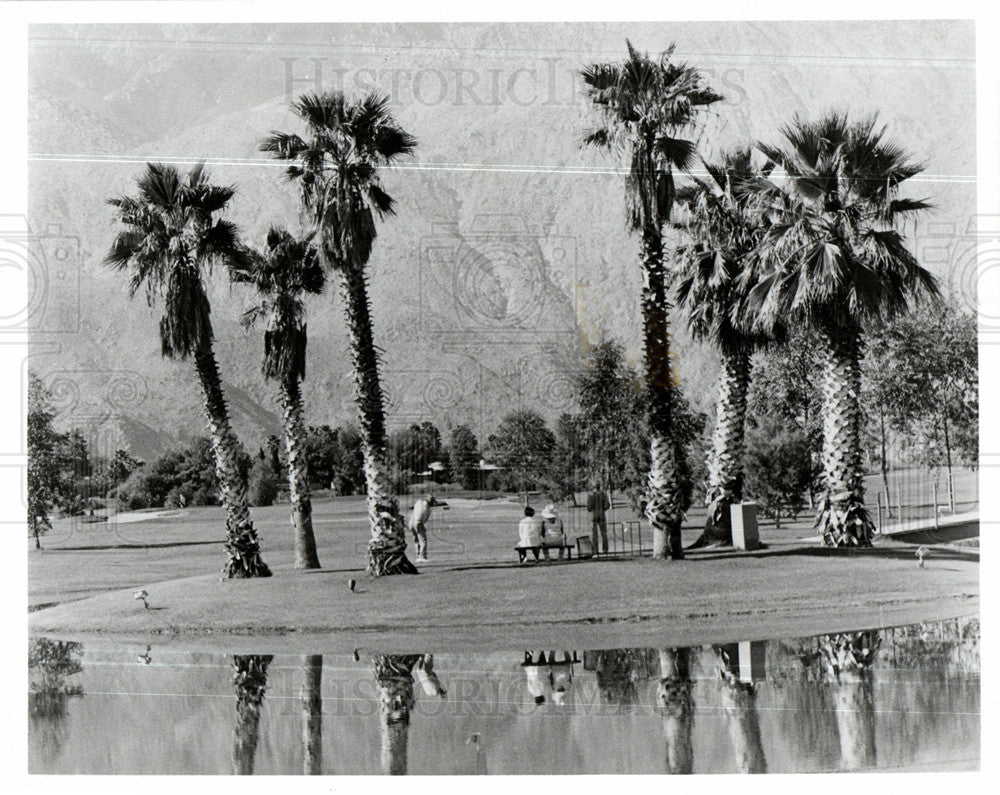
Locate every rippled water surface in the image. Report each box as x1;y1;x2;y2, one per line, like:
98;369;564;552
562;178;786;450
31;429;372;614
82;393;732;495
29;617;979;774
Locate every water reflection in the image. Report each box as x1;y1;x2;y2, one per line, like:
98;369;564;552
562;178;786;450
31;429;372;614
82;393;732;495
28;638;84;763
232;655;272;775
28;617;980;774
716;643;766;773
302;655;323;775
656;648;693;774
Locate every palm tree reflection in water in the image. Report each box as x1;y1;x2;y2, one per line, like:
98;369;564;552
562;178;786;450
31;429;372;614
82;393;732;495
232;655;273;775
301;655;323;775
374;654;447;775
656;648;694;774
715;645;767;773
819;631;881;771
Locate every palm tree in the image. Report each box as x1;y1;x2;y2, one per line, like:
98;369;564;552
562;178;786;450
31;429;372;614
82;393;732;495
744;113;938;546
262;91;418;576
232;228;325;569
582;42;723;559
106;163;271;578
672;149;775;547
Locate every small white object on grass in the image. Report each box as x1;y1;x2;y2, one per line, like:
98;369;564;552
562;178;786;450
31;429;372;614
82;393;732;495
133;589;149;608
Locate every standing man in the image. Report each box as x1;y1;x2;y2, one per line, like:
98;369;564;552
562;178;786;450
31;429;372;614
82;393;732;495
408;493;435;562
586;483;610;555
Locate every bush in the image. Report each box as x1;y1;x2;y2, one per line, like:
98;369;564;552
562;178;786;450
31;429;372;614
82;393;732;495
248;456;280;507
124;488;152;511
744;418;817;526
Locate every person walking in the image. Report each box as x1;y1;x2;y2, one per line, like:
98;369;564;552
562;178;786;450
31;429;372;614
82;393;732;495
586;484;610;555
408;493;435;562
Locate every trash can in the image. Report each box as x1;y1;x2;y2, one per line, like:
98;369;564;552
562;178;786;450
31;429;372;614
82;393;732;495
730;502;760;550
576;535;594;559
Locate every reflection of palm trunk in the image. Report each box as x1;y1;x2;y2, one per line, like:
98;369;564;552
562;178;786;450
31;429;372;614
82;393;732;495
819;631;880;771
301;655;322;775
657;648;693;774
374;655;421;775
232;655;273;775
716;646;766;773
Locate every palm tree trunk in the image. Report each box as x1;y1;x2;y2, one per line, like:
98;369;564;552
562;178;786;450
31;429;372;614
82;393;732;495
640;227;688;560
337;265;416;576
280;375;320;569
656;647;693;774
691;350;751;548
815;323;874;546
232;655;272;775
301;654;323;775
193;346;271;577
374;655;420;775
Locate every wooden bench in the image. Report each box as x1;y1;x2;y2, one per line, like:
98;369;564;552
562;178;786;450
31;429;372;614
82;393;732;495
515;544;574;562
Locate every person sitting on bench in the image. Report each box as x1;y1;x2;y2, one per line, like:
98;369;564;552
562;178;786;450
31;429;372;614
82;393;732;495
516;506;545;563
540;504;567;560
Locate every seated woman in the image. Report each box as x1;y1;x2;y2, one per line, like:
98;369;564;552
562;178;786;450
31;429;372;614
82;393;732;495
540;504;567;559
516;506;545;563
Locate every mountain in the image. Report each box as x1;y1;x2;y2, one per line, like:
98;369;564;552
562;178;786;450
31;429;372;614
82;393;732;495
26;21;976;458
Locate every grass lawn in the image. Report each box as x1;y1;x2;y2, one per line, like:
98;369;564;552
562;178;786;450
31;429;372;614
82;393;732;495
28;490;979;652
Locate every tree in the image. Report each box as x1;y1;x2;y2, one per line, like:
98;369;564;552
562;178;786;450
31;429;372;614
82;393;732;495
263;91;418;576
551;413;587;503
104;449;143;492
447;425;480;490
486;410;557;494
388;422;444;491
864;299;977;510
575;338;644;494
232;227;326;569
744;414;817;527
745;113;938;546
672;149;774;546
582;41;722;559
106;162;270;577
27;372;60;549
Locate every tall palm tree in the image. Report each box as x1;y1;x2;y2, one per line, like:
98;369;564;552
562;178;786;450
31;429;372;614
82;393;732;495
232;228;325;569
106;163;271;578
672;149;775;547
582;42;723;559
262;91;418;576
744;113;938;546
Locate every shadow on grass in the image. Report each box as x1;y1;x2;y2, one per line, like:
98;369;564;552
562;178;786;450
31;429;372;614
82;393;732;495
43;540;224;552
684;544;978;563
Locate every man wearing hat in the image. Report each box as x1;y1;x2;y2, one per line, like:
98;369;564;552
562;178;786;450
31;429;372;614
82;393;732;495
540;504;567;560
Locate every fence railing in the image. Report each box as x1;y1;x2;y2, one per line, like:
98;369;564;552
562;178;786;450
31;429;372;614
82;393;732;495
575;521;649;557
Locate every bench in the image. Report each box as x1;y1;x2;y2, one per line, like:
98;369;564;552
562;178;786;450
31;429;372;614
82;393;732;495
515;544;574;562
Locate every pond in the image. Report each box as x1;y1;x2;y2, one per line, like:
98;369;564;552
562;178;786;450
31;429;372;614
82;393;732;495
29;616;979;774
